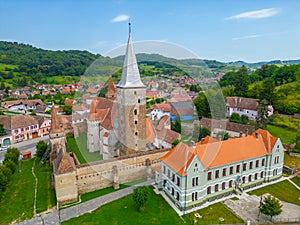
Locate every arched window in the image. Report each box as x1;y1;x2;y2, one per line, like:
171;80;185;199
176;192;179;200
229;180;233;188
134;109;137;115
171;187;174;196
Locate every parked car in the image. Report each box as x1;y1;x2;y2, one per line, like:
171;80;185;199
0;146;9;151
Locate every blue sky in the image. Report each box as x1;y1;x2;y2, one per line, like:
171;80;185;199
0;0;299;62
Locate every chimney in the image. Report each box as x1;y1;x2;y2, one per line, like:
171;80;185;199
245;129;249;136
239;131;243;138
201;138;205;144
255;132;258;139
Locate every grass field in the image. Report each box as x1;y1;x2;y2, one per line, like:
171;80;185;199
266;124;296;144
66;134;102;164
248;180;300;206
291;176;300;188
284;152;300;171
63;187;243;225
35;161;56;213
0;159;56;224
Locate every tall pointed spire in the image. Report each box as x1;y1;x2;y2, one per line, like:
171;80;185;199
117;22;145;88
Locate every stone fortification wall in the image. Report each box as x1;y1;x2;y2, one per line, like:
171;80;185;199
55;149;169;203
76;149;168;194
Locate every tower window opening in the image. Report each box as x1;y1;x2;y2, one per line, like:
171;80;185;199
138;99;140;103
134;91;136;95
135;132;138;136
135;120;137;124
134;109;137;115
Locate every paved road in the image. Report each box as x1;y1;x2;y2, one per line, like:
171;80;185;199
0;135;49;162
17;180;154;225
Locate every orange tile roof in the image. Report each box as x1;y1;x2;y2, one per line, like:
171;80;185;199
161;129;277;175
161;142;194;176
103;132;109;137
195;135;267;169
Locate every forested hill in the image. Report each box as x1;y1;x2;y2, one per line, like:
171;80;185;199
0;41;100;77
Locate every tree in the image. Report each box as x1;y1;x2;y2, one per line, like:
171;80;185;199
36;140;48;158
193;92;210;119
199;126;211;140
259;195;282;221
4;151;18;165
0;165;12;179
6;147;20;160
172;139;180;148
259;77;277;105
0;123;6;136
62;105;72;115
3;160;17;174
241;115;249;124
256;99;269;129
0;171;8;192
233;66;249;97
229;113;241;124
171;118;181;133
217;130;229;140
133;186;150;211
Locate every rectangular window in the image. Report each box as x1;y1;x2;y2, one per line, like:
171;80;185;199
256;160;259;168
207;172;212;181
222;182;225;190
167;169;170;178
214;184;218;192
229;166;233;175
172;174;175;182
262;158;265;167
243;163;247;171
250;161;253;170
215;170;219;179
162;165;165;174
229;180;233;188
222;168;226;177
207;186;211;194
177;177;180;186
236;165;240;173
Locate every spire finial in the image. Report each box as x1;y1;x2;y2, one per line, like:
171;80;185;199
128;19;131;34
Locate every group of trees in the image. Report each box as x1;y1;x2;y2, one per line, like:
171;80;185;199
0;41;99;80
229;113;249;125
219;64;300;115
0;148;20;199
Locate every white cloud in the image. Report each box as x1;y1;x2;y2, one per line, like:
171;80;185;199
111;14;130;23
226;8;279;20
232;34;263;41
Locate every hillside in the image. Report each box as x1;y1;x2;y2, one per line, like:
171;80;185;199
227;59;300;68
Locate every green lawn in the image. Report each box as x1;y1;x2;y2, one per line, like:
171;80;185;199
63;187;243;225
284;152;300;171
182;202;244;225
80;184;128;203
248;180;300;206
35;161;56;213
266;124;296;144
291;176;300;188
66;134;102;164
0;160;35;224
0;159;56;225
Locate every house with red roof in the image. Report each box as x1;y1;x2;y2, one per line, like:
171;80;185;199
155;129;284;211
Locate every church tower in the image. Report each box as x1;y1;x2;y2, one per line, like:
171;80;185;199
117;23;146;155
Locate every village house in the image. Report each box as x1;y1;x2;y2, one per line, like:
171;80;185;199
155;129;284;211
0;115;39;143
199;117;255;138
226;97;274;120
1;99;46;112
147;103;172;121
39;119;51;136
